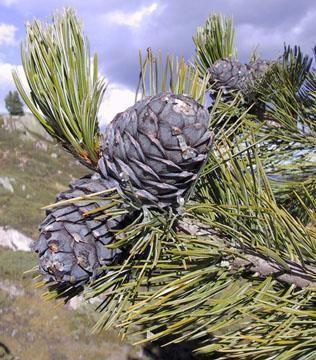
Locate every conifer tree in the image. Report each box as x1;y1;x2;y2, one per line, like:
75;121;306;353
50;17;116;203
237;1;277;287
4;90;24;116
14;9;315;359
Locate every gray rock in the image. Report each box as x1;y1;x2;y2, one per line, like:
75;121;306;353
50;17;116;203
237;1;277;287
35;140;48;151
2;114;52;141
0;226;32;251
0;176;15;193
0;280;25;297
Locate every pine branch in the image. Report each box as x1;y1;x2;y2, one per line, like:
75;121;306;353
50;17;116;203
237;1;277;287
13;8;106;168
272;175;316;224
19;9;315;358
193;13;237;77
177;219;316;289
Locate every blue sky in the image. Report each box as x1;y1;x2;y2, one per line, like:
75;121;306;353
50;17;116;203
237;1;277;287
0;0;315;123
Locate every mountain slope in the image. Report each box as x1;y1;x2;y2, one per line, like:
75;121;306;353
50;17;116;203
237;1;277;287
0;115;86;239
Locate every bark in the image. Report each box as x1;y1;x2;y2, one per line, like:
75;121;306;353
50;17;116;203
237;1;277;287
177;219;316;289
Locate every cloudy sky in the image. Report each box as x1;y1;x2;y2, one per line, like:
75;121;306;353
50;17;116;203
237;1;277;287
0;0;315;123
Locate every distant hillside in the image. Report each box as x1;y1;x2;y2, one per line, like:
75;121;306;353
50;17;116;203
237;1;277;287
0;115;144;360
1;113;51;141
0;246;146;360
0;114;86;239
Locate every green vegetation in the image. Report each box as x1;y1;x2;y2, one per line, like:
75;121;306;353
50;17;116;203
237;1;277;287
0;249;141;360
4;90;24;116
193;13;237;76
0;247;36;281
8;9;316;360
0;122;86;238
135;49;210;104
13;9;106;167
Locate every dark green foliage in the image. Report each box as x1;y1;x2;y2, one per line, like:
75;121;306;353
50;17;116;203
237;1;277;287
13;9;316;360
4;90;24;116
13;9;106;167
258;45;312;106
282;44;312;90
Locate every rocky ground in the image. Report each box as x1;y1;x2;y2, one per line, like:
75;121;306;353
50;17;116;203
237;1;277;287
0;115;142;359
0;114;86;239
0;115;198;360
0;247;147;360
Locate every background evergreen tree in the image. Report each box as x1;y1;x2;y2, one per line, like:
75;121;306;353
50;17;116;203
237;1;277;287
13;9;315;359
4;90;24;116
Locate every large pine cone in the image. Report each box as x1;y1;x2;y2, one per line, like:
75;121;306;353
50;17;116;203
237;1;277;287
33;173;130;285
98;93;212;208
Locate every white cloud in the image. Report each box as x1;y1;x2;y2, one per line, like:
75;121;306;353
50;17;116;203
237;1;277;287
290;9;316;37
105;3;158;28
0;62;14;86
0;58;134;121
0;0;18;6
99;82;135;125
0;61;26;88
0;23;17;46
0;61;27;112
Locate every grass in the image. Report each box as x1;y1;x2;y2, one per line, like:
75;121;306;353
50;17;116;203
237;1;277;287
0;246;144;360
0;118;86;238
0;246;36;281
0;118;144;360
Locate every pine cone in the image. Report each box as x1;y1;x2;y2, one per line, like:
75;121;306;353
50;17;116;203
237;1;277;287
33;173;130;285
208;58;272;103
208;59;249;100
247;59;272;94
98;93;212;208
248;59;271;77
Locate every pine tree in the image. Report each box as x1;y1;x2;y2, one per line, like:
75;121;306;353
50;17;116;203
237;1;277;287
13;9;315;359
4;90;24;116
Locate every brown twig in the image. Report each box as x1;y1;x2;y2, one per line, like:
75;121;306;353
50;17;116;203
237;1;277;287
177;219;316;289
